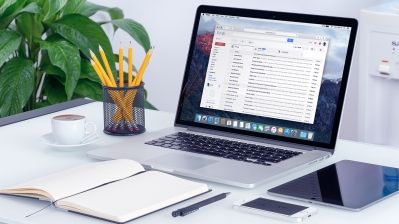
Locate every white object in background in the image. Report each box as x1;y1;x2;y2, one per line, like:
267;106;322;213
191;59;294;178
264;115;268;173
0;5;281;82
51;114;97;145
378;60;391;75
358;1;399;147
40;133;99;150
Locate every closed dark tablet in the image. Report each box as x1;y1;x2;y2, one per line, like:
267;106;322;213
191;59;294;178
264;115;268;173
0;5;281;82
268;160;399;210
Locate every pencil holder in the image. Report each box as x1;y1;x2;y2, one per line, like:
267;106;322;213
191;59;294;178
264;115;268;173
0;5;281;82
102;83;145;136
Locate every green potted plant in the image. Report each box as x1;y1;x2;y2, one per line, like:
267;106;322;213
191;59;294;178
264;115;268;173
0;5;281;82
0;0;155;118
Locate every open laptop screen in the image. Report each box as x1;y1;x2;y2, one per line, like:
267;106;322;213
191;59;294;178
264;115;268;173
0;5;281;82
176;6;357;149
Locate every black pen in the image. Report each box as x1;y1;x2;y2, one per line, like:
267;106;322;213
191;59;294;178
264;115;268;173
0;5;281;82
172;192;230;217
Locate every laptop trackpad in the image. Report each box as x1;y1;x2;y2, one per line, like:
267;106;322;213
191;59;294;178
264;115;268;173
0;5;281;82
147;154;217;170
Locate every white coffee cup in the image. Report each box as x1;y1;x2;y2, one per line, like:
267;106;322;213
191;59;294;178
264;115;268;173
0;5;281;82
51;114;97;145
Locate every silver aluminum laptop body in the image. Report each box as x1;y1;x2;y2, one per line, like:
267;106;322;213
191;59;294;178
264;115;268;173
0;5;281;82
88;6;357;188
89;126;331;188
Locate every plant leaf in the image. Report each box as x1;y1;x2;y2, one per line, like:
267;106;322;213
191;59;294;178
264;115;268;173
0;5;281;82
145;100;157;110
75;1;123;20
0;57;34;117
34;100;51;109
15;12;43;46
62;1;124;33
44;75;67;104
74;79;102;101
61;0;104;18
61;0;86;16
0;0;26;28
80;58;101;83
110;18;151;52
77;1;107;17
107;7;123;20
49;14;116;75
105;7;123;32
41;56;65;78
43;0;67;22
18;1;41;14
0;1;41;28
41;40;81;100
0;29;21;68
0;0;17;16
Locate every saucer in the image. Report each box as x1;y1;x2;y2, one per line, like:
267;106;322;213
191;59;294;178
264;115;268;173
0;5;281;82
40;133;99;150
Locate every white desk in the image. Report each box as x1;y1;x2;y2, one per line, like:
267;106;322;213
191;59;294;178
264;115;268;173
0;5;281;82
1;102;399;224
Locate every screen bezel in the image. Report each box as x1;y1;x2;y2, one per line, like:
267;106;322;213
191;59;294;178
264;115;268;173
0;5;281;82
174;5;358;150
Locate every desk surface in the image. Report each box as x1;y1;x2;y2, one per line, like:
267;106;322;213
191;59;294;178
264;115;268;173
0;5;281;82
1;102;399;224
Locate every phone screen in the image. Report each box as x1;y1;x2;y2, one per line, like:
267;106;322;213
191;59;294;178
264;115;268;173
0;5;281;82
242;198;308;216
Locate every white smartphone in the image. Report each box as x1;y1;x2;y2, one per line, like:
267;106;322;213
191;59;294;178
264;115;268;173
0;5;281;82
233;197;317;222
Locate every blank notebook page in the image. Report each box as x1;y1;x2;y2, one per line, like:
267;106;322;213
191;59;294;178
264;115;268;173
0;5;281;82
56;171;208;223
2;159;145;201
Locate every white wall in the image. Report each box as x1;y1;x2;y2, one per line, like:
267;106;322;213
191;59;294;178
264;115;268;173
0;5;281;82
92;0;386;141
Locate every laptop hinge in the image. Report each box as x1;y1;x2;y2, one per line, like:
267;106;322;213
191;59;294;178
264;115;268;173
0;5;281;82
185;126;330;152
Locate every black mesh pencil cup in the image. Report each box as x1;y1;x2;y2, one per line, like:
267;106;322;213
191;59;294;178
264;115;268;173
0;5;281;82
103;83;145;135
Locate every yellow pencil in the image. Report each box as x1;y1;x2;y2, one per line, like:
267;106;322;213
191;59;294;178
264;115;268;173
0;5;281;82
90;59;106;86
91;59;114;87
118;46;124;87
97;47;117;87
128;44;133;87
92;59;129;121
133;48;153;86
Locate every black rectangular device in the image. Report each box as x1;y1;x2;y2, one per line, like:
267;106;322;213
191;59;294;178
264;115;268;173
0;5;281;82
242;198;309;215
268;160;399;210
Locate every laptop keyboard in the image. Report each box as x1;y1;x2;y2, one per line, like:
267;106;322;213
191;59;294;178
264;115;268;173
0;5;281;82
145;132;302;166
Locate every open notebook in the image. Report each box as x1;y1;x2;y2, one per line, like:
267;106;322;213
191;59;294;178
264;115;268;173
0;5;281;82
0;159;209;223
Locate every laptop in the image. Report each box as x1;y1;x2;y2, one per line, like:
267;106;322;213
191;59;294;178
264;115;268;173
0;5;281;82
88;5;358;188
